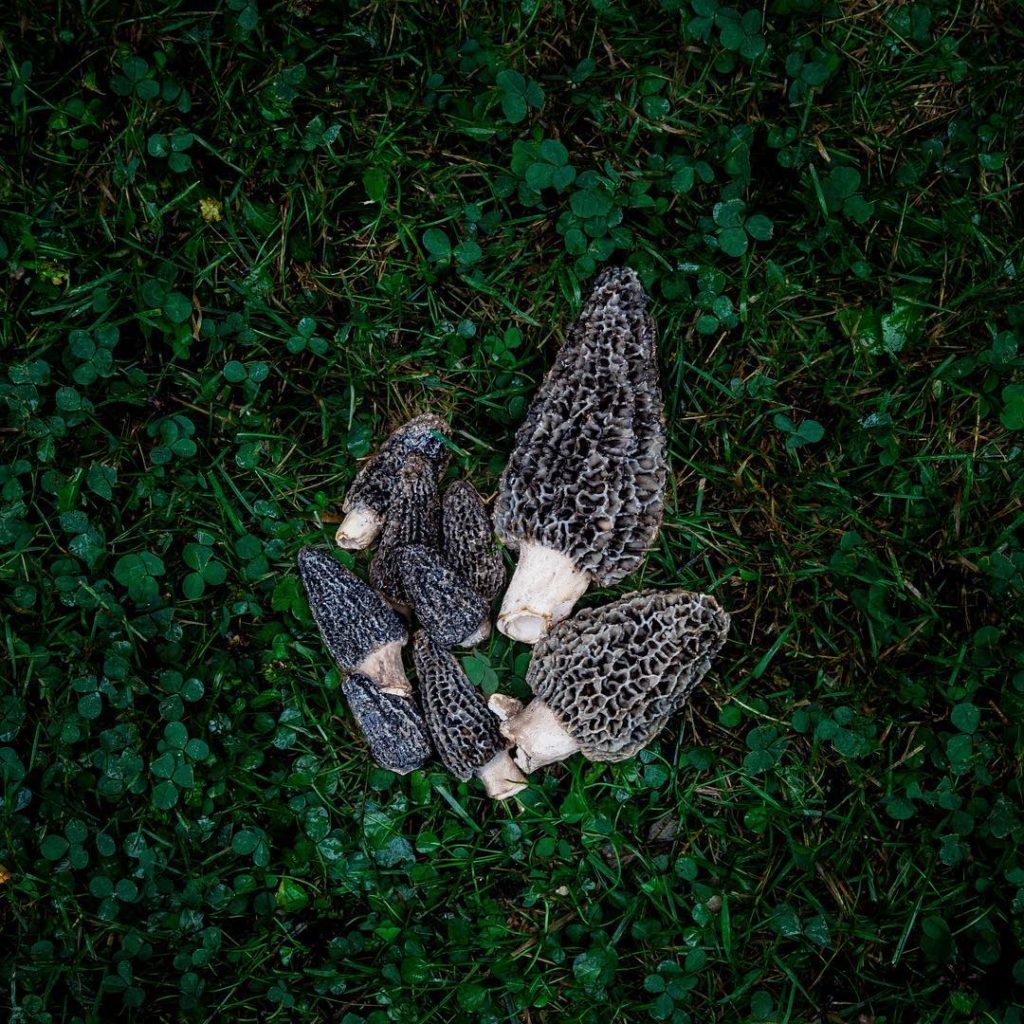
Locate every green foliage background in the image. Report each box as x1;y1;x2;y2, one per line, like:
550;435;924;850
2;1;1023;1021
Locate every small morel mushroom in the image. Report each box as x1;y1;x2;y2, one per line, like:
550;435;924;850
340;672;432;775
336;414;449;550
494;267;667;643
297;546;410;695
413;632;527;800
395;544;490;649
370;454;441;607
441;480;506;601
493;589;730;772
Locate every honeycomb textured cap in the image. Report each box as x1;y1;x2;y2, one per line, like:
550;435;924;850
494;267;667;586
340;672;432;775
412;631;505;780
343;414;450;520
396;544;490;649
297;547;407;670
526;589;730;762
441;480;506;601
371;455;441;605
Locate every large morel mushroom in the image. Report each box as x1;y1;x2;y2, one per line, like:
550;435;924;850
335;414;449;550
494;267;667;643
413;632;527;800
297;546;410;695
492;589;730;772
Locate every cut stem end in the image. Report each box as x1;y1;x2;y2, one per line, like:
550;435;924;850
497;542;589;644
335;508;383;550
477;749;528;800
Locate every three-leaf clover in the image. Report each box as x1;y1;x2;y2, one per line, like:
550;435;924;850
113;551;165;605
774;413;825;450
821;166;873;224
524;139;576;193
183;536;227;599
495;69;544;124
287;317;327;355
712;199;774;257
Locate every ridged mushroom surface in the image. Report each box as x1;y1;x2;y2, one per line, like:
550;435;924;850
340;672;432;775
395;544;490;649
413;633;526;799
493;268;667;642
441;480;505;601
370;454;441;606
336;414;449;549
297;546;410;694
498;589;730;770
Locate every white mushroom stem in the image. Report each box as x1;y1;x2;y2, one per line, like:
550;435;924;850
487;692;525;722
356;641;411;697
335;508;383;550
497;542;590;644
498;697;581;772
477;749;529;800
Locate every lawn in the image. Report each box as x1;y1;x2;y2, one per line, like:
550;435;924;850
2;1;1023;1021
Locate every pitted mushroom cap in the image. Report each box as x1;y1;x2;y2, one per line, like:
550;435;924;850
412;632;505;781
340;672;432;775
441;480;505;601
371;455;441;605
395;544;490;649
297;546;407;671
526;589;730;761
494;267;667;586
337;414;449;548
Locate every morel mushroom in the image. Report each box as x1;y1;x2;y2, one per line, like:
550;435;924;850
441;480;505;601
297;546;410;695
336;414;449;549
395;544;490;649
340;672;432;775
370;454;441;607
494;268;667;643
492;589;729;772
413;632;527;800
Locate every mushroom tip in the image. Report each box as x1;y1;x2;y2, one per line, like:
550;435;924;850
335;508;382;550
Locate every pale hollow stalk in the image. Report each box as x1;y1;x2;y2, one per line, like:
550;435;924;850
497;698;581;773
476;749;529;800
357;641;411;696
496;542;589;645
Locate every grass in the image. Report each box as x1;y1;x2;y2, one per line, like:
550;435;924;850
1;0;1023;1021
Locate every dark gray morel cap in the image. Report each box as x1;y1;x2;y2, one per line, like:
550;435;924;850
441;480;506;601
491;589;730;772
340;672;432;775
336;414;450;550
395;544;490;649
412;632;526;800
371;454;441;607
297;546;410;695
494;268;667;644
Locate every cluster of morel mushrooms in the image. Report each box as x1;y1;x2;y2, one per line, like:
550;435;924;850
298;268;730;801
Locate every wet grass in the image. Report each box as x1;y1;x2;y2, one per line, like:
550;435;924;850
1;1;1023;1022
